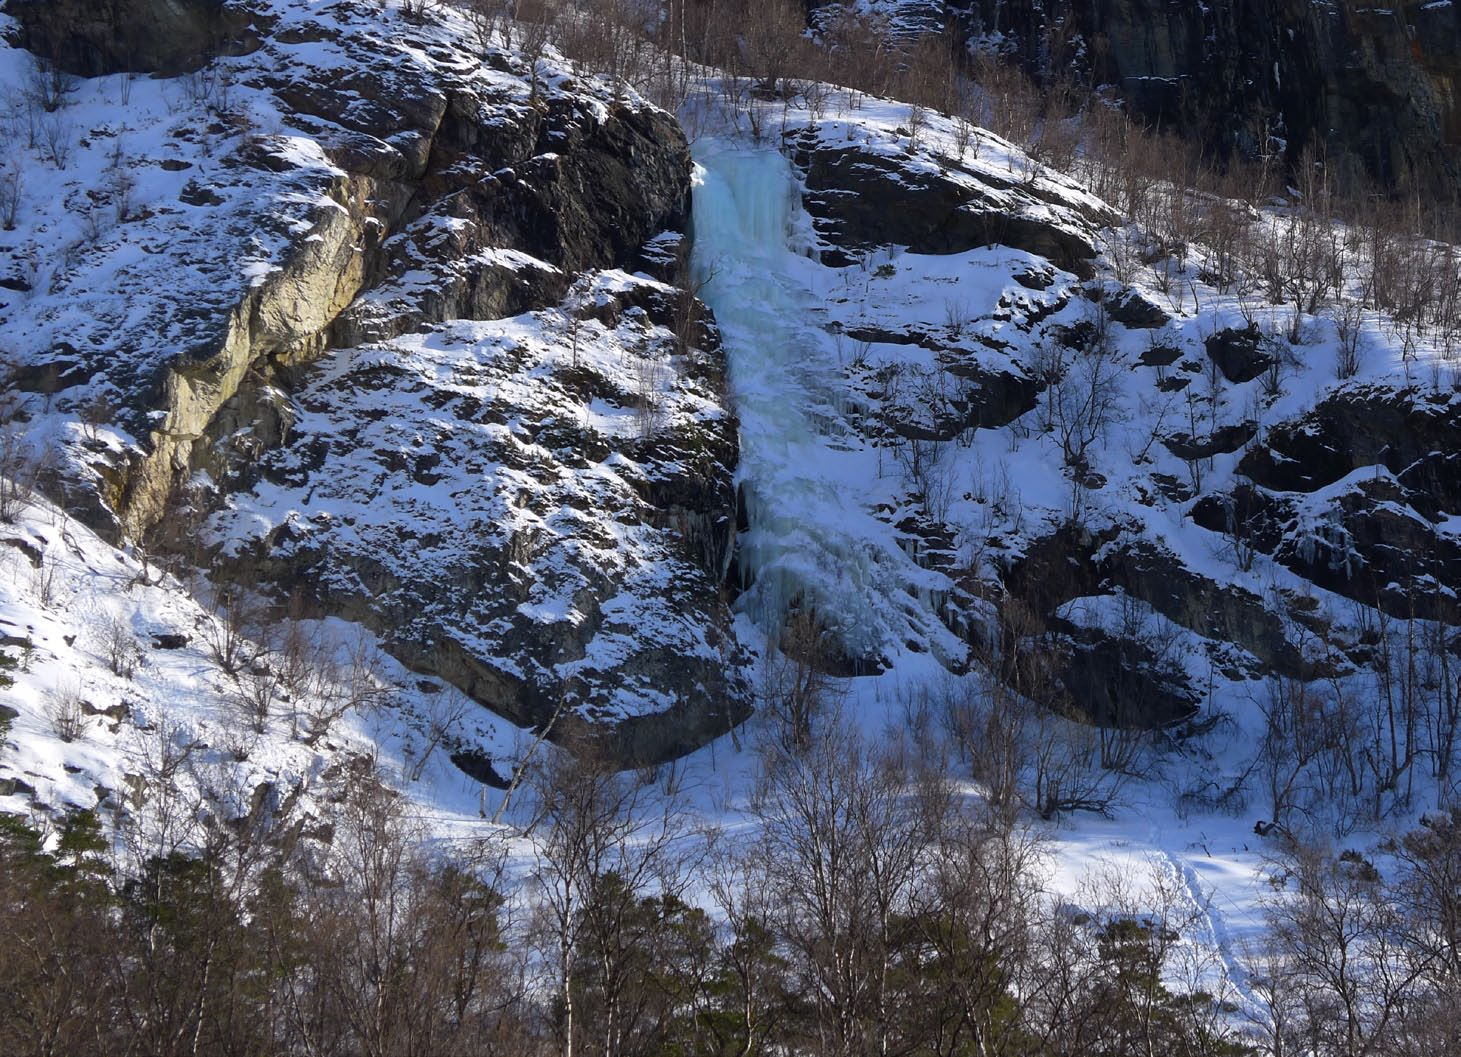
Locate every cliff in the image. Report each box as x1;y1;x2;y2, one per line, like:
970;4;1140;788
954;0;1461;197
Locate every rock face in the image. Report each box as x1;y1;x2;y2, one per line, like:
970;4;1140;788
211;273;748;765
6;0;690;541
1198;385;1461;621
1241;385;1461;514
789;124;1112;274
1;0;746;765
955;0;1461;197
6;0;263;75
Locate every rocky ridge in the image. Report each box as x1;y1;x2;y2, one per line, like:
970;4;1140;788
0;0;744;765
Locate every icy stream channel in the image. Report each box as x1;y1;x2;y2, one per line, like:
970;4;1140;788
690;141;952;662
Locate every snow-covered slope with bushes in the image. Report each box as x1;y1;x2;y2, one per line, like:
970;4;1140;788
0;484;509;838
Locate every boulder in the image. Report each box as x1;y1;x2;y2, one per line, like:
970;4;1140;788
1205;324;1273;383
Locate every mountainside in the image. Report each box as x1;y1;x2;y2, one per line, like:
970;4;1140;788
947;0;1461;199
1;0;1459;815
1;0;752;768
4;1;1461;1053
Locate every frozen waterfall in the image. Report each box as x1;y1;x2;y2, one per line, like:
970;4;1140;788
690;141;953;663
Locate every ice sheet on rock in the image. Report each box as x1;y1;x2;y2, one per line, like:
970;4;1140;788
691;142;958;664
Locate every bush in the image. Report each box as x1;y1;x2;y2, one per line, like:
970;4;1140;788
47;684;86;742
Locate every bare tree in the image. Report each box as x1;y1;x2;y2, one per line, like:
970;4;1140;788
749;708;947;1057
1261;845;1430;1057
525;741;690;1057
0;160;21;231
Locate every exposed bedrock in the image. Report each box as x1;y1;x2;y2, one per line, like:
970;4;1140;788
8;0;691;540
5;1;750;765
788;124;1111;275
5;0;264;76
946;0;1461;197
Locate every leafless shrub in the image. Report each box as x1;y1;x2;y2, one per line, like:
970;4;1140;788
739;0;806;97
1256;844;1429;1056
39;113;73;169
274;600;325;701
0;419;36;524
181;61;235;114
517;0;558;99
235;661;279;734
47;683;87;742
202;586;259;677
632;342;665;439
405;687;470;781
98;614;142;679
458;0;509;51
0;160;21;230
1039;316;1123;479
951;110;977;162
80;203;107;244
78;392;113;447
906;103;926;152
25;55;76;114
973;54;1040;152
30;552;58;607
109;165;136;224
1334;297;1366;380
944;297;970;338
759;608;843;753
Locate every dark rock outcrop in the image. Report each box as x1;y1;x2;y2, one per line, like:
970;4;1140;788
788;125;1110;275
1162;421;1256;461
5;0;264;76
1005;526;1313;693
1241;385;1461;518
1205;324;1273;384
955;0;1461;198
1103;288;1170;329
1192;473;1461;623
1054;622;1199;728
